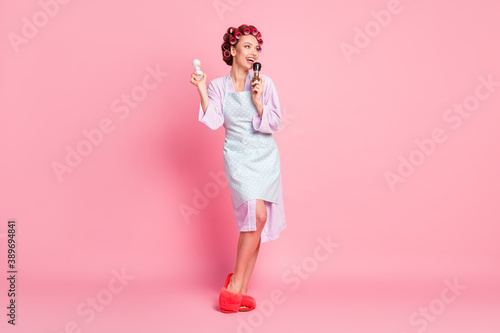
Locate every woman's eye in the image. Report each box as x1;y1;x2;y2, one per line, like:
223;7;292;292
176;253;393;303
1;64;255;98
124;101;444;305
244;45;260;52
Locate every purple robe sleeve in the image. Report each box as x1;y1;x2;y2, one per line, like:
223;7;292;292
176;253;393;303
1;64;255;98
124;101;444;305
252;76;282;134
198;80;224;130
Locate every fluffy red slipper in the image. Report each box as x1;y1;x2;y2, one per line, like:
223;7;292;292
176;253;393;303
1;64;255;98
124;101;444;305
239;294;256;312
223;273;232;289
223;273;256;311
219;288;242;313
219;273;242;313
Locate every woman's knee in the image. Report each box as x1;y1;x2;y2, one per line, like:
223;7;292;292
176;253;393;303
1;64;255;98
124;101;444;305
255;200;268;230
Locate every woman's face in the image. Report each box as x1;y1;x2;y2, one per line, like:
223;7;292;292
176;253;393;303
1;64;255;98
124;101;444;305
230;35;261;70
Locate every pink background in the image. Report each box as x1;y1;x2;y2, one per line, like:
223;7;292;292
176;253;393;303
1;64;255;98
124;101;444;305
1;0;499;332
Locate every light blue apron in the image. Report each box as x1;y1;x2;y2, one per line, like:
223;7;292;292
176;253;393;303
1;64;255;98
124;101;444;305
222;74;281;209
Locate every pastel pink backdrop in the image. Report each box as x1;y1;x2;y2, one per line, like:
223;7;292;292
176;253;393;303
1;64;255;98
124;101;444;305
1;0;499;332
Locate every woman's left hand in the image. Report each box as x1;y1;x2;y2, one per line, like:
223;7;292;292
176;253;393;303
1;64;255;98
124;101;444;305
251;77;264;104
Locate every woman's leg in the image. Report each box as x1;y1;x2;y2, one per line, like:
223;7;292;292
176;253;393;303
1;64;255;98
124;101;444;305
226;199;267;294
240;238;260;295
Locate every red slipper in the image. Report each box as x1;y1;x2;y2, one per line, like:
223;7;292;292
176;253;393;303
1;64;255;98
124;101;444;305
219;273;242;313
223;273;232;289
239;294;256;312
223;273;256;311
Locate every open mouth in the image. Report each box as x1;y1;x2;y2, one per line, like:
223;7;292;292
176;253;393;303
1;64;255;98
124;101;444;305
246;58;255;64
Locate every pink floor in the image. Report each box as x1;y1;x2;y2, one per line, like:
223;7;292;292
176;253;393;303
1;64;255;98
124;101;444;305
4;275;499;333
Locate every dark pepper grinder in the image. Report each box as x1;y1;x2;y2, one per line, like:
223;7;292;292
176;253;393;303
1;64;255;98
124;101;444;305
251;62;262;86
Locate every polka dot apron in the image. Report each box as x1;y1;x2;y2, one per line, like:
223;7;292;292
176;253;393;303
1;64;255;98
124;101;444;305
222;75;281;209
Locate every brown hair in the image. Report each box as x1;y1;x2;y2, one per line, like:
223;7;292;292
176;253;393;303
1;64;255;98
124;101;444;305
221;24;263;66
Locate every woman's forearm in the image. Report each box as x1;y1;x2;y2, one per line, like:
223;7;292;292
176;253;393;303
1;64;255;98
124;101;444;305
198;86;209;114
254;99;263;117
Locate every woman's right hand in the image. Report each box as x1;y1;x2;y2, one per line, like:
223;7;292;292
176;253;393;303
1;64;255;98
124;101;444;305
190;71;207;88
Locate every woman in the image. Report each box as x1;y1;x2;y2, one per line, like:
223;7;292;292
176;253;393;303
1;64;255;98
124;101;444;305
190;24;286;313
